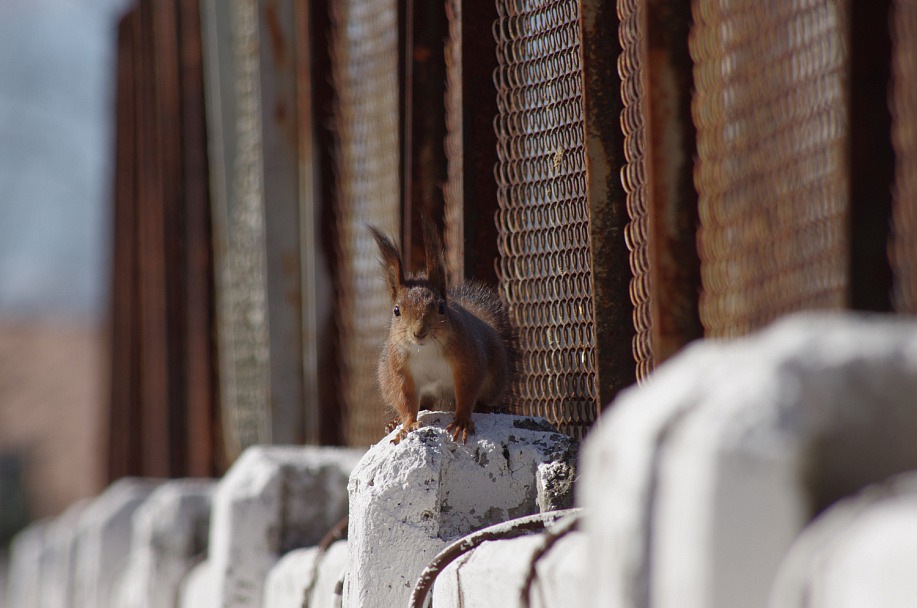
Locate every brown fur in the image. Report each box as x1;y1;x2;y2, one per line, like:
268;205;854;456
370;221;514;444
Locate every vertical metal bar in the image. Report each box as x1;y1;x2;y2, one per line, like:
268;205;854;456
890;0;917;313
259;0;306;445
579;0;636;411
179;0;217;475
642;0;702;365
444;0;500;287
304;0;344;445
136;0;173;476
295;0;335;446
109;9;142;481
153;0;190;474
459;0;500;285
401;0;448;271
848;0;895;311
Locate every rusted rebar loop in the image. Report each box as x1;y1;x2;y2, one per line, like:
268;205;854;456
301;516;349;608
408;508;582;608
519;510;580;608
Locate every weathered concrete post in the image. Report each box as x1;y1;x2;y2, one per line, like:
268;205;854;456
344;411;577;608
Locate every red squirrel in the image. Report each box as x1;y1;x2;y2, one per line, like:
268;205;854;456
370;220;513;444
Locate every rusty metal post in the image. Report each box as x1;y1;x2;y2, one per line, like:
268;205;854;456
109;10;142;480
400;0;448;271
178;0;217;476
848;0;895;312
580;0;636;411
891;0;917;313
136;0;176;476
641;0;702;366
619;0;701;381
443;0;500;286
257;0;308;445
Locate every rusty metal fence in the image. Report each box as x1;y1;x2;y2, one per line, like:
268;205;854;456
109;0;917;467
618;0;654;380
493;0;602;438
689;0;851;337
300;0;911;446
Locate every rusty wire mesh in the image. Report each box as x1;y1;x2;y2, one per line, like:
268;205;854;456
329;0;400;446
892;0;917;314
493;0;598;438
617;0;653;380
689;0;849;337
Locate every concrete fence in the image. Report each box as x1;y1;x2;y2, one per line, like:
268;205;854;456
5;313;917;608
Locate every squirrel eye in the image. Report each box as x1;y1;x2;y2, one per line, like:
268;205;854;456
438;302;446;315
393;305;401;317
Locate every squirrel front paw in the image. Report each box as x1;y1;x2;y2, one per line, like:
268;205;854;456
446;415;475;444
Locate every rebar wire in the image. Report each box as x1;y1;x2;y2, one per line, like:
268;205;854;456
301;517;349;608
408;508;581;608
519;510;581;608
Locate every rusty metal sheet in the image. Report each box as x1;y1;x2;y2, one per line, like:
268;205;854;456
329;0;401;446
690;0;850;337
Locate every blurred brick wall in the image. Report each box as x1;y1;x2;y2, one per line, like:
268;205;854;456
0;319;106;525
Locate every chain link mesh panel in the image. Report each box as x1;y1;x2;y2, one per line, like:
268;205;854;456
892;0;917;313
690;0;849;337
493;0;598;438
329;0;400;446
617;0;653;380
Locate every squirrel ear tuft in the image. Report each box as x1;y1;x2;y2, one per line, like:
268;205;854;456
368;225;404;301
421;216;447;297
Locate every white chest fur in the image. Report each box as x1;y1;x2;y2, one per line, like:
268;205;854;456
406;340;456;402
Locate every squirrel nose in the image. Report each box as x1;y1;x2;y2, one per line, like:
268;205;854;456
414;328;428;341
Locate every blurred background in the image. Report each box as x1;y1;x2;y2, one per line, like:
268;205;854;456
0;0;132;548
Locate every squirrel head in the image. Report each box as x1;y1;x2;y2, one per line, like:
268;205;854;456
369;220;450;347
